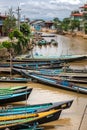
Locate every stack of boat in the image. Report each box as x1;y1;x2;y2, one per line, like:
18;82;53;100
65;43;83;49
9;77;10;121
1;55;87;129
0;85;73;130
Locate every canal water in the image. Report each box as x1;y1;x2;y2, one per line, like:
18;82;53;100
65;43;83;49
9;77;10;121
32;35;87;58
1;35;87;130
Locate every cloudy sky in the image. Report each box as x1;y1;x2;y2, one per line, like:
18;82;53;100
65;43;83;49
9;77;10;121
0;0;86;20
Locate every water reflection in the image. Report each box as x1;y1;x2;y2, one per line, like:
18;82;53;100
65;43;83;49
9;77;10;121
32;35;87;57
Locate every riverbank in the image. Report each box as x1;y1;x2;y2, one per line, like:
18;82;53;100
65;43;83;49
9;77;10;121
64;31;87;39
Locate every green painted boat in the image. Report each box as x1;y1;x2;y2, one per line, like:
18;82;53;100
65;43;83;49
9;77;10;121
0;88;32;105
0;86;27;95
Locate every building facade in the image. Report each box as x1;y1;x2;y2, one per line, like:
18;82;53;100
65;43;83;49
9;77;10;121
0;15;7;36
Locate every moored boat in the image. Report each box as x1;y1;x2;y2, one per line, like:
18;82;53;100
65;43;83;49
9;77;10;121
0;88;32;96
7;54;87;62
21;70;87;94
0;109;62;129
0;88;32;105
0;85;27;91
0;100;73;116
0;77;29;83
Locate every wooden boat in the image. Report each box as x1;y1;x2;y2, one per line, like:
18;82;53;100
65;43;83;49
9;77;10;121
43;76;87;84
41;34;56;37
0;100;73;116
13;62;63;70
59;72;87;78
0;109;62;129
29;69;63;76
0;88;32;105
0;86;27;91
64;67;87;73
59;77;87;84
0;77;29;83
21;71;87;94
7;54;87;62
10;86;27;91
0;88;32;96
14;67;87;78
25;67;87;76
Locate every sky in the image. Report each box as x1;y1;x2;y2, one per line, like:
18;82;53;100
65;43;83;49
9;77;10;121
0;0;86;20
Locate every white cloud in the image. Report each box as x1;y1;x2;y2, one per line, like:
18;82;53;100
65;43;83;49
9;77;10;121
20;2;26;6
50;0;81;5
0;0;86;20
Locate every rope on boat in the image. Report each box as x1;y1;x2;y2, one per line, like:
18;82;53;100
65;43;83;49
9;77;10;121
78;104;87;130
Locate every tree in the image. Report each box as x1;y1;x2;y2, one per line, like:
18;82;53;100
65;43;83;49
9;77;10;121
84;23;87;34
9;29;24;54
53;17;62;33
2;41;11;50
53;17;61;29
9;27;31;54
20;23;31;37
3;8;16;35
62;18;70;31
70;20;80;32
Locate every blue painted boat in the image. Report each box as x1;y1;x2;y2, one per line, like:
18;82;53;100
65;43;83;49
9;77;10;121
21;70;87;94
0;88;32;105
0;100;73;116
0;77;29;83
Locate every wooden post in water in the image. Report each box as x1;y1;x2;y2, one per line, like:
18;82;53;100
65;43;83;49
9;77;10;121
78;105;87;130
10;52;12;78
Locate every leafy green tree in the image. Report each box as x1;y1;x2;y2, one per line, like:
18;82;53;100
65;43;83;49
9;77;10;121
53;17;62;33
0;43;4;49
8;21;32;54
2;41;12;50
20;23;31;37
84;23;87;34
53;17;61;29
70;20;80;32
9;28;31;54
62;18;70;31
3;8;16;35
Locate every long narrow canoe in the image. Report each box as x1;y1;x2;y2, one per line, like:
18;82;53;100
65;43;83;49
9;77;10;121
0;86;28;95
10;86;27;90
7;54;87;62
13;63;63;70
40;75;87;84
0;86;27;91
0;100;73;116
0;109;62;129
0;77;29;83
0;88;32;105
21;70;87;94
63;77;87;84
50;76;87;84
